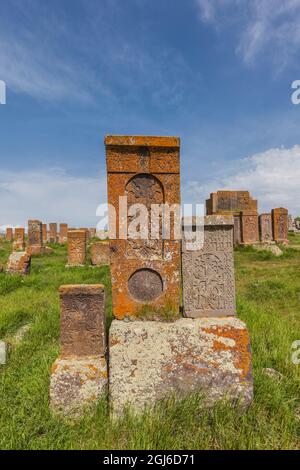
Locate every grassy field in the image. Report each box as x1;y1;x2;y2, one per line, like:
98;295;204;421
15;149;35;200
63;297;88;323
0;236;300;450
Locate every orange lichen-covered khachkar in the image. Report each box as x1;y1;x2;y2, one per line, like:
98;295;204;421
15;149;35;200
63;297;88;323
105;135;181;320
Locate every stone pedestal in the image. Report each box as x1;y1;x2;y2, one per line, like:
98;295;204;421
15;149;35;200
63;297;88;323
50;284;107;417
6;251;31;275
109;318;253;416
90;241;110;266
66;230;87;266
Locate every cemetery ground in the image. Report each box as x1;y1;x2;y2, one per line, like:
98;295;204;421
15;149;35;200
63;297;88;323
0;238;300;450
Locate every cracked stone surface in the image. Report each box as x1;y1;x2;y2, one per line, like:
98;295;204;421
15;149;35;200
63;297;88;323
109;318;253;416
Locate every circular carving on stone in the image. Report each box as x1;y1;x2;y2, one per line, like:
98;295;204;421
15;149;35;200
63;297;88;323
128;268;163;302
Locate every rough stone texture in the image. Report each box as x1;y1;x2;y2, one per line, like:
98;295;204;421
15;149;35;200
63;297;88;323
67;230;87;266
27;220;44;254
13;228;25;251
6;251;31;275
50;356;107;418
6;227;13;242
272;208;289;244
106;135;181;320
59;223;68;244
50;284;107;417
253;244;283;257
89;228;96;239
59;284;106;357
182;215;236;318
206;191;258;245
109;318;253;416
90;241;110;266
259;214;273;243
42;224;47;243
241;211;259;245
49;223;58;243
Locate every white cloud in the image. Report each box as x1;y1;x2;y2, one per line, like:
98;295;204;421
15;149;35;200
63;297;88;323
183;145;300;216
0;168;107;231
195;0;300;70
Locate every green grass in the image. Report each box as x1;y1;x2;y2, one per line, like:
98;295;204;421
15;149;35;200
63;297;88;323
1;238;300;449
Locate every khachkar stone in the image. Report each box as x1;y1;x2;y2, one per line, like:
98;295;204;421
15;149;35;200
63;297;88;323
49;223;58;243
90;241;110;266
42;224;47;243
182;215;236;318
106;135;181;320
50;285;107;417
109;318;253;416
241;211;259;245
59;223;68;243
6;227;13;242
206;191;258;215
259;214;273;242
7;251;31;275
272;208;289;244
13;228;25;251
27;220;44;254
67;229;87;266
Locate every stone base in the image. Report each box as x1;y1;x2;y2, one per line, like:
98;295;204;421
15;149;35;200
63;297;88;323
109;318;253;416
50;356;107;418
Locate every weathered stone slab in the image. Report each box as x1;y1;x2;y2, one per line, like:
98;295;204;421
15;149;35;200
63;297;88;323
109;318;253;416
59;223;68;243
50;356;107;418
272;208;289;244
6;251;31;275
89;228;96;239
241;211;259;245
13;228;25;251
182;215;236;318
259;214;273;243
106;135;181;320
67;230;87;266
59;284;106;357
49;223;58;243
50;284;107;417
206;191;257;214
233;215;242;245
6;227;13;242
27;220;44;254
90;241;110;266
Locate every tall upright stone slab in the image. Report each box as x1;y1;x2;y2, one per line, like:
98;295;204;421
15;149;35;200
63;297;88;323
13;228;25;251
27;220;43;254
6;227;13;242
90;241;110;266
272;208;289;244
67;229;87;266
241;211;259;245
50;284;107;417
49;223;58;243
182;215;236;318
106;135;181;320
42;224;47;243
259;214;273;242
59;223;68;244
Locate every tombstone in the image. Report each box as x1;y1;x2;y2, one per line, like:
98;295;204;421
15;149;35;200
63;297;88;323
89;228;96;239
288;215;295;232
6;227;13;242
272;208;289;244
206;191;258;245
59;223;68;244
66;230;87;266
50;284;107;417
106;135;181;320
259;214;273;242
80;228;90;243
241;211;259;245
49;223;58;243
13;228;25;251
42;224;47;244
182;215;236;318
27;220;44;254
6;251;31;275
90;241;110;266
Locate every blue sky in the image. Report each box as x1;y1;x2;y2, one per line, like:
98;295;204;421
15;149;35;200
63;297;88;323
1;0;300;228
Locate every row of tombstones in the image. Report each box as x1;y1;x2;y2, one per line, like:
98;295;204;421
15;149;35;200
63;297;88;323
234;209;289;245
